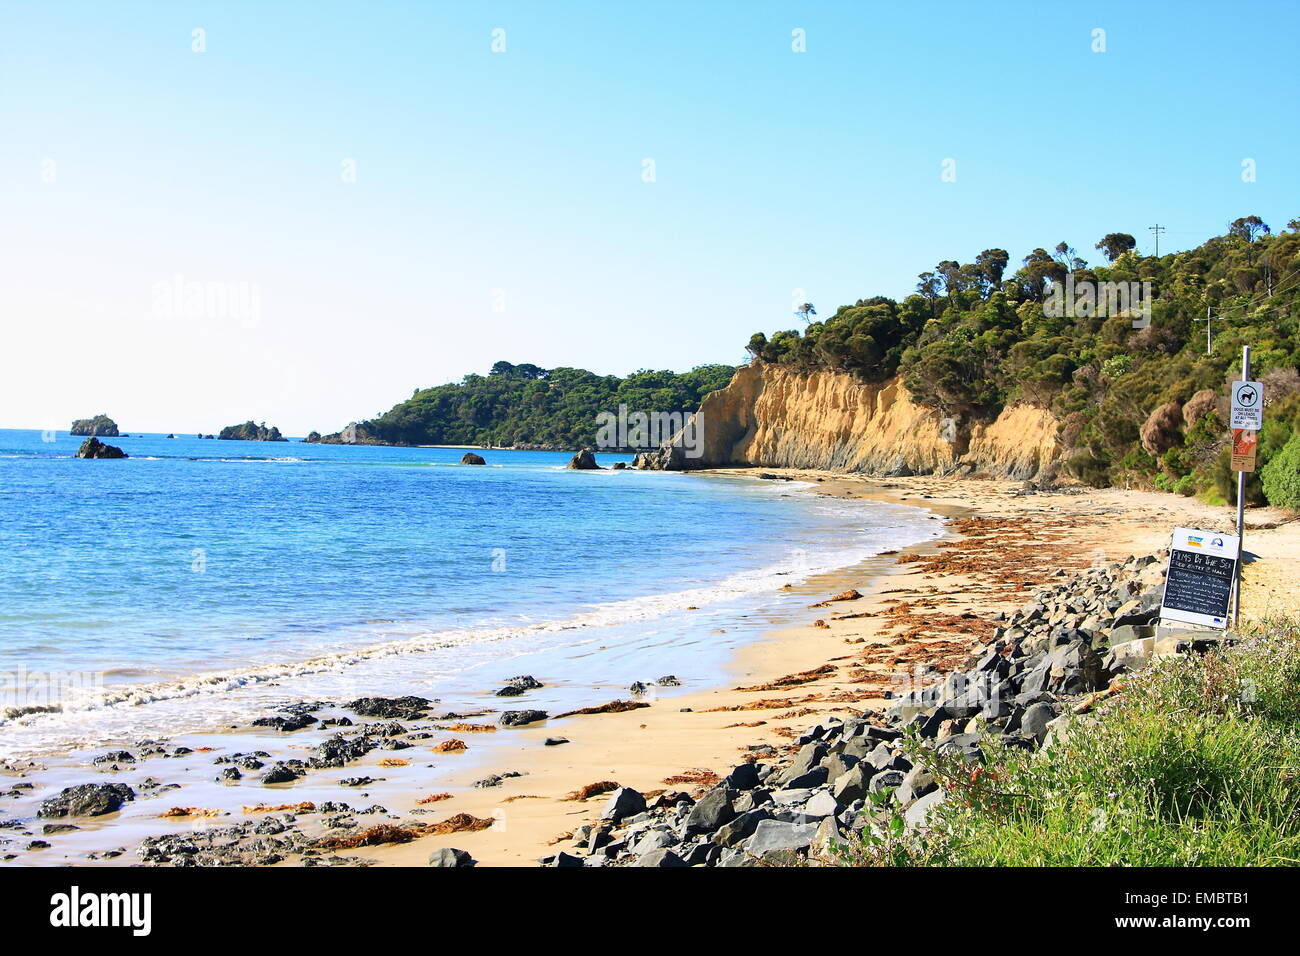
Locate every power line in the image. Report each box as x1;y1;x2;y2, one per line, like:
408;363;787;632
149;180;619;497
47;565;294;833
1149;223;1166;257
1193;307;1229;356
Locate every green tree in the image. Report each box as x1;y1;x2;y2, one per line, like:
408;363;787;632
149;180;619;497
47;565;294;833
1095;233;1137;262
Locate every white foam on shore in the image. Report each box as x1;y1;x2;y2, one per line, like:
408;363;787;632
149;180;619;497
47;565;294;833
0;488;943;757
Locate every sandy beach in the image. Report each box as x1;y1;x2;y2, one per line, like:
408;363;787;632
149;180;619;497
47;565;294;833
6;469;1293;868
349;471;1299;867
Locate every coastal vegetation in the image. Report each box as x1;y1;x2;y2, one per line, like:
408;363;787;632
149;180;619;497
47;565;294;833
319;361;735;449
746;217;1300;506
840;620;1300;866
69;415;119;437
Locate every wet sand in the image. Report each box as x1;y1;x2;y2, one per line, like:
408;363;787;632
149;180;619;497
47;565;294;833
359;471;1298;866
6;470;1293;867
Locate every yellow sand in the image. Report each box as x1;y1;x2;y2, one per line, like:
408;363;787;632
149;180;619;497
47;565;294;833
348;472;1297;867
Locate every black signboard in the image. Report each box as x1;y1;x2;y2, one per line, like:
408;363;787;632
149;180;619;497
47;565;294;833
1162;547;1236;627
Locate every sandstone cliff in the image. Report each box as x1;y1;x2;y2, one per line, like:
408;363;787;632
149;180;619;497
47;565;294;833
636;364;1062;479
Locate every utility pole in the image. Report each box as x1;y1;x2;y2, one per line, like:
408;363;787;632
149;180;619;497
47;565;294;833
1193;306;1227;356
1149;223;1166;257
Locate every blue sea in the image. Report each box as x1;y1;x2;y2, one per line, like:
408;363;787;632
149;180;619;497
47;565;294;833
0;429;942;759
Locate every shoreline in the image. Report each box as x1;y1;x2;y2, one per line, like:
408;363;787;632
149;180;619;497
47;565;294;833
357;469;1300;867
0;469;940;866
4;469;1296;867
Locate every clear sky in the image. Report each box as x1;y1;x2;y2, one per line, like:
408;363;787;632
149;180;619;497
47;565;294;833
2;1;1297;435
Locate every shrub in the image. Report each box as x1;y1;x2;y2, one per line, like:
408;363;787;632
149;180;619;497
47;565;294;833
1261;433;1300;510
1211;446;1265;505
833;622;1300;866
1140;401;1183;455
1065;450;1109;488
1181;388;1218;425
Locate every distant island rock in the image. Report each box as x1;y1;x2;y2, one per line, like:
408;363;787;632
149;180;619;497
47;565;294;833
461;452;486;465
76;437;128;459
567;448;602;470
70;415;119;437
307;422;387;445
217;421;287;442
304;431;322;443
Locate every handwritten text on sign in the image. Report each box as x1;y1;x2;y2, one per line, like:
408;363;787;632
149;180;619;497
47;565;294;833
1160;527;1240;629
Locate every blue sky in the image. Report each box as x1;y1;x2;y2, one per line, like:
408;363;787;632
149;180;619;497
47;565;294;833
2;1;1297;434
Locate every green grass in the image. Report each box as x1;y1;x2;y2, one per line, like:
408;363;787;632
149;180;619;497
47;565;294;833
834;619;1300;866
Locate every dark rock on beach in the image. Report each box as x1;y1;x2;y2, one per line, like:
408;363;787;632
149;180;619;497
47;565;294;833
252;712;318;733
38;783;136;818
345;696;433;720
428;847;476;867
92;750;136;767
260;763;304;785
499;709;548;727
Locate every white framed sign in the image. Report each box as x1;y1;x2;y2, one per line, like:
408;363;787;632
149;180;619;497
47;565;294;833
1230;380;1263;430
1159;527;1240;629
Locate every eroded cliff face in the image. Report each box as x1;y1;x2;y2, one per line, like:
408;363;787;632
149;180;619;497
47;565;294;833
637;364;1061;479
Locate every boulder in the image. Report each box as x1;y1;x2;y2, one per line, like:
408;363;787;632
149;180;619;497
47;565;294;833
504;675;543;690
633;848;688;867
566;448;602;470
744;820;818;858
260;763;303;784
724;762;761;791
601;787;647;823
427;847;476;867
684;788;735;836
802;790;841;818
38;783;136;818
714;808;771;847
868;769;905;796
499;709;548;727
346;696;432;719
903;789;946;829
775;742;828;785
460;452;486;465
831;763;876;804
898;764;937;802
783;766;829;790
1020;701;1060;743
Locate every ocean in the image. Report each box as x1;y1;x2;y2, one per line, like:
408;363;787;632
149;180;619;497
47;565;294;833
0;429;943;761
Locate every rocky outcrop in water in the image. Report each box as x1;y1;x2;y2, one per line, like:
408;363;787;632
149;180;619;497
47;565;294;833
70;415;119;437
76;437;128;459
218;421;287;441
309;422;391;445
461;452;486;465
566;449;601;470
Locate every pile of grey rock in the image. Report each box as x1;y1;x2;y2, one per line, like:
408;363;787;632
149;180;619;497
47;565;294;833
540;551;1224;867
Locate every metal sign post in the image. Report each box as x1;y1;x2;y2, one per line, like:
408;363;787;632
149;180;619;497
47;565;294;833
1230;346;1253;626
